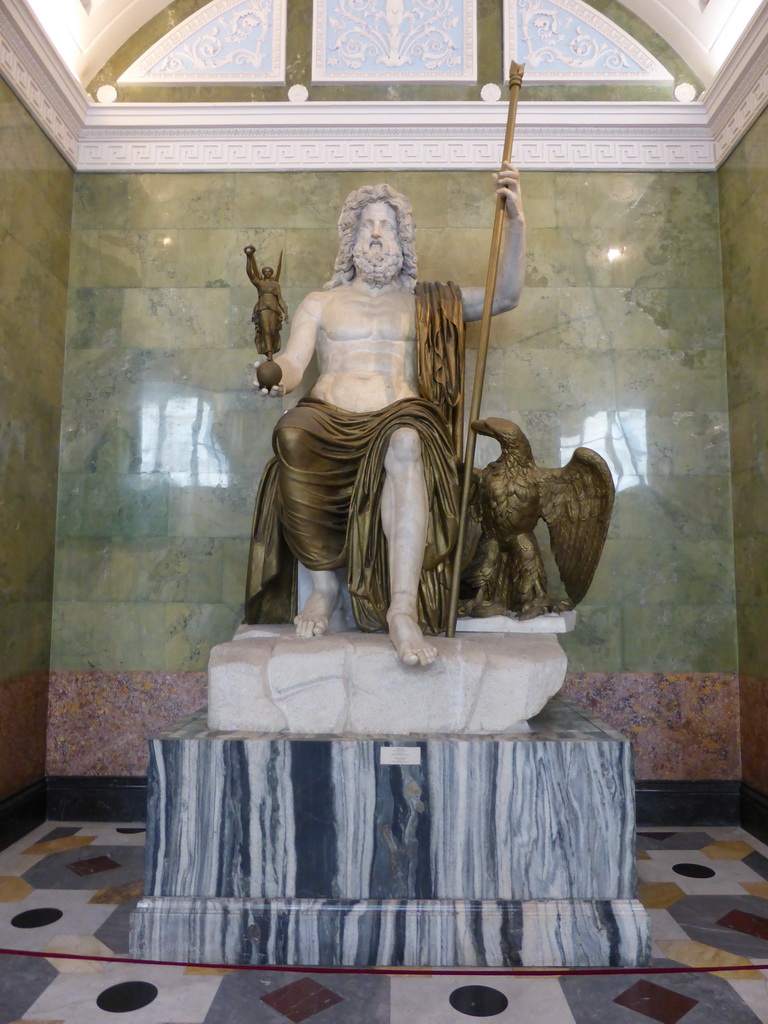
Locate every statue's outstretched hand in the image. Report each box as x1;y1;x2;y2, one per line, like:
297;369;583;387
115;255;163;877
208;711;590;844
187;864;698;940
255;382;285;397
494;160;523;222
254;359;285;397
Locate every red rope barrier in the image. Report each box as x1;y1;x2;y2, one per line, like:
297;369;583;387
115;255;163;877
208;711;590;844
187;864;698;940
1;946;766;978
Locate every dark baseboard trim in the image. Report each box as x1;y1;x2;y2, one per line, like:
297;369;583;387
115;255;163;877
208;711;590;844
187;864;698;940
1;777;754;831
0;778;47;851
740;782;768;844
46;775;148;822
634;780;740;827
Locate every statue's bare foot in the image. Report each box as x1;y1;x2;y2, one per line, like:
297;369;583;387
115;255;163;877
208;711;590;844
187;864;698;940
294;589;337;638
387;611;437;667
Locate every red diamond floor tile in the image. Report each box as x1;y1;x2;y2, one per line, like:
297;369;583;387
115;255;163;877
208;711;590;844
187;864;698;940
66;856;121;877
613;979;698;1024
261;977;344;1022
716;907;768;942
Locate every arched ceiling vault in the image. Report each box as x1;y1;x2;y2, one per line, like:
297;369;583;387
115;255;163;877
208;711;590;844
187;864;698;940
3;0;768;172
23;0;766;87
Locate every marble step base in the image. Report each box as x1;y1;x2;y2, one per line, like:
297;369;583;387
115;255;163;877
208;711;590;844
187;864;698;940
130;896;651;968
142;702;637;902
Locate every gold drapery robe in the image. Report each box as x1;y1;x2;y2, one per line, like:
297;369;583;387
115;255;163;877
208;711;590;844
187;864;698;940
243;281;465;634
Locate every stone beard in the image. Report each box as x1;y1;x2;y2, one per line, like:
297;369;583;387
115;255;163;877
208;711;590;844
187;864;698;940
351;240;404;288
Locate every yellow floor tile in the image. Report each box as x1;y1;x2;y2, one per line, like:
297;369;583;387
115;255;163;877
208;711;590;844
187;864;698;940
701;840;755;860
740;882;768;899
43;934;115;973
184;965;234;976
0;875;33;901
655;939;764;980
88;879;144;904
638;881;686;909
23;836;95;856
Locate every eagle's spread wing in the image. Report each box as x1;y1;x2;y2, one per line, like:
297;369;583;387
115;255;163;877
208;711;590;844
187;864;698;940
538;448;614;605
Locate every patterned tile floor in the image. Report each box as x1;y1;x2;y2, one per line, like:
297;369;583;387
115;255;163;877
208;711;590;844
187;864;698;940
1;823;768;1022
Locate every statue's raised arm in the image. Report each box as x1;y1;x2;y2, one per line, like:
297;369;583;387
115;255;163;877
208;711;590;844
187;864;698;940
244;244;263;285
460;161;526;322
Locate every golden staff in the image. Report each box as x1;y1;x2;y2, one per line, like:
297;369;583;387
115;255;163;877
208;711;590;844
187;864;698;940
445;61;525;637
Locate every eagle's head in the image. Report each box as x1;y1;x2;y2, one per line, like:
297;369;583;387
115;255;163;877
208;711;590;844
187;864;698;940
471;418;534;464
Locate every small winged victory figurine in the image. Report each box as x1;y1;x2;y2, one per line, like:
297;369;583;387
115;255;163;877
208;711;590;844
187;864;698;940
461;418;615;620
244;246;289;360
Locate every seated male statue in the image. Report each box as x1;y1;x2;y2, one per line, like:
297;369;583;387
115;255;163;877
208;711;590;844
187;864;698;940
244;163;525;666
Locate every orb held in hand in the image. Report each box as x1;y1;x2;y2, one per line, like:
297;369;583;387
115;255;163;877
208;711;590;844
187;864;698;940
256;359;283;390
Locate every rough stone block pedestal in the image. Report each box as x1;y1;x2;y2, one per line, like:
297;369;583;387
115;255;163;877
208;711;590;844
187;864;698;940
130;699;651;968
208;620;575;735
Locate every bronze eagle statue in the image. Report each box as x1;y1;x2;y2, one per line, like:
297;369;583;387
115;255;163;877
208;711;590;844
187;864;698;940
460;418;615;620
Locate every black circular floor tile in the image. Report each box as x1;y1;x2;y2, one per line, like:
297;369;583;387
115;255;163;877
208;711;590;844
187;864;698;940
449;985;509;1017
96;981;158;1013
115;827;146;834
673;862;716;878
11;907;63;929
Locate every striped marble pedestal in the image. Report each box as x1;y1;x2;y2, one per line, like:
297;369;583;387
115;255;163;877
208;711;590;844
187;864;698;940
130;700;651;967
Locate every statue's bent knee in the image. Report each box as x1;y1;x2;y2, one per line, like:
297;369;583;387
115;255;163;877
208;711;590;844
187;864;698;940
274;421;312;470
385;427;422;467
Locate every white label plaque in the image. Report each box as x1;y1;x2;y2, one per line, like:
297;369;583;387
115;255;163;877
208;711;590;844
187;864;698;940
380;746;421;765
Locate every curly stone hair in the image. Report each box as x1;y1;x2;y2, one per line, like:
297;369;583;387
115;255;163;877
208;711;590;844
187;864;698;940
324;183;417;292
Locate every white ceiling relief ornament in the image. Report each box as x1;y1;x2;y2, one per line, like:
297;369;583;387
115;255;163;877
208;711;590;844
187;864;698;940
504;0;673;83
117;0;285;85
313;0;476;82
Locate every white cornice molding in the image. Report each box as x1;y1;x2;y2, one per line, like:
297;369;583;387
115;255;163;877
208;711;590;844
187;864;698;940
0;0;89;166
76;124;717;171
81;98;709;129
77;101;715;170
701;0;768;164
0;0;765;172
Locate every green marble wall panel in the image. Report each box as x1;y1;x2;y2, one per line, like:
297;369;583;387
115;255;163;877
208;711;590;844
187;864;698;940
718;102;768;791
0;77;73;798
53;166;734;675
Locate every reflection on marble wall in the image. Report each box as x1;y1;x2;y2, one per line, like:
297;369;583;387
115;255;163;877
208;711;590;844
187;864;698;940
0;78;73;799
52;167;735;680
718;103;768;793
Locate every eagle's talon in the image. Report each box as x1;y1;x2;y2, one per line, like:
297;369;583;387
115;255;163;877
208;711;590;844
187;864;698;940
517;594;572;620
459;598;513;619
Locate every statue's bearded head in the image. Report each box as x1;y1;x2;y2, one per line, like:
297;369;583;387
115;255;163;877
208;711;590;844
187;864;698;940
325;184;417;292
351;201;403;287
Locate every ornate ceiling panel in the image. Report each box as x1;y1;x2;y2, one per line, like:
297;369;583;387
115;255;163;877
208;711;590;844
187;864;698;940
504;0;673;83
118;0;286;84
312;0;476;83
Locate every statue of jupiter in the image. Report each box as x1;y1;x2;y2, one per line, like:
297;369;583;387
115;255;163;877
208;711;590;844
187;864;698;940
244;163;525;666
